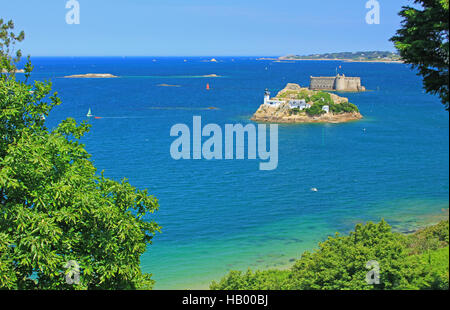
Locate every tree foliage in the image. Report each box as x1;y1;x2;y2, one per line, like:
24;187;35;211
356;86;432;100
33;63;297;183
0;19;24;76
287;221;417;290
0;19;160;289
211;220;449;290
210;269;290;290
391;0;449;109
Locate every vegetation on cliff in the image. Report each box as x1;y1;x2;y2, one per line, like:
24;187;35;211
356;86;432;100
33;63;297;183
278;87;359;116
1;20;160;289
210;220;449;290
289;91;359;116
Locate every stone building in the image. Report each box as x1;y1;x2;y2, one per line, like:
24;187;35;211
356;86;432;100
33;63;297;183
309;74;365;92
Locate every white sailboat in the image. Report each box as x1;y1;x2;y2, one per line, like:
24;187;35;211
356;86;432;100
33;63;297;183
87;108;93;117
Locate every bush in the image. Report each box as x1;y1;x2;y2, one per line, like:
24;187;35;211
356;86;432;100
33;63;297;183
404;220;449;255
330;102;359;114
277;90;299;99
305;104;326;116
310;91;333;105
407;246;449;290
211;220;449;290
210;269;290;290
296;90;311;101
290;107;301;115
287;220;418;290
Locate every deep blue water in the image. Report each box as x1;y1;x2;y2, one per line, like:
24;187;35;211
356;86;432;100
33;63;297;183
24;57;449;289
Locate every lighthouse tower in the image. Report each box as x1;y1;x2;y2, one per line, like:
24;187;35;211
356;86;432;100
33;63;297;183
264;88;270;105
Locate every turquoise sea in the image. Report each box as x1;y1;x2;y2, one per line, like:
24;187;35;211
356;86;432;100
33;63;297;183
26;57;449;289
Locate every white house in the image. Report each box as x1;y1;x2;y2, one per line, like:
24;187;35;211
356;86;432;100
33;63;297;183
263;89;311;110
289;99;311;110
322;105;330;113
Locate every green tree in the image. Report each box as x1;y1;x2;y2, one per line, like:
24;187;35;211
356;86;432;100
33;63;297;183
390;0;449;109
0;19;160;289
287;220;421;290
305;104;326;116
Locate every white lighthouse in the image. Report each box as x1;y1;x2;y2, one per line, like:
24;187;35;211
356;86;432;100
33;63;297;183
264;89;270;105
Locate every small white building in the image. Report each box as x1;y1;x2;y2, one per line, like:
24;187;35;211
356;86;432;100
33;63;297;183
322;105;330;113
263;89;283;107
263;89;311;110
289;99;311;110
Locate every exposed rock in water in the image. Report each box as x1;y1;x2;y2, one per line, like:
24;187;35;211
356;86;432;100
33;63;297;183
63;73;118;78
158;84;181;87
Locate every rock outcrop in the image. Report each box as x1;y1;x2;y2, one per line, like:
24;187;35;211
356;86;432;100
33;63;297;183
63;73;118;78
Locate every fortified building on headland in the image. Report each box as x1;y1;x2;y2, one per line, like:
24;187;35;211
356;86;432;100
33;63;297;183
309;74;365;92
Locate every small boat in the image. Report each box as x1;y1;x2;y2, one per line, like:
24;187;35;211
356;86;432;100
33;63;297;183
87;108;93;117
206;83;210;90
311;187;318;192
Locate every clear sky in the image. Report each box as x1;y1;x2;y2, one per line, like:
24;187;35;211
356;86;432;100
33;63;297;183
0;0;411;56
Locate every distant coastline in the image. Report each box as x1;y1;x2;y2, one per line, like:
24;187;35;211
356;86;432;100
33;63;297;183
256;51;404;63
278;58;404;64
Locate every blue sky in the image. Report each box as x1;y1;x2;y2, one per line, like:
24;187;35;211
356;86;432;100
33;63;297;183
0;0;411;56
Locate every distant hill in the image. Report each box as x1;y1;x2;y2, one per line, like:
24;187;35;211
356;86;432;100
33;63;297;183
279;51;402;62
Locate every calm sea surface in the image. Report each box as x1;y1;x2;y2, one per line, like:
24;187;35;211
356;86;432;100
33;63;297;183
25;57;449;289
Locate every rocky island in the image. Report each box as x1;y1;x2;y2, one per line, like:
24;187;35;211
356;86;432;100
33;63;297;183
251;83;363;124
63;73;118;78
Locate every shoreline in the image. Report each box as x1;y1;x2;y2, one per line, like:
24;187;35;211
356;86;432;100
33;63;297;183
251;112;363;124
156;210;449;290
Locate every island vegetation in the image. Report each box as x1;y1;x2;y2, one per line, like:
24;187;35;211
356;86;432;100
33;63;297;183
211;219;449;290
